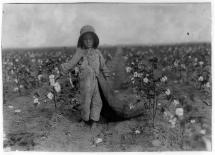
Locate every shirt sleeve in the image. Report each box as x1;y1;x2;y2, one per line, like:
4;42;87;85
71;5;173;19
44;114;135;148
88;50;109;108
60;48;83;74
99;50;110;77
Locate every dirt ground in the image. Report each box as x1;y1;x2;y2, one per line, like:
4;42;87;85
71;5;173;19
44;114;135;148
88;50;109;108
3;89;211;151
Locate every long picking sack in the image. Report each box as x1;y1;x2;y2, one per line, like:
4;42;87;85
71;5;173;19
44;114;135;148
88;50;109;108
97;73;146;119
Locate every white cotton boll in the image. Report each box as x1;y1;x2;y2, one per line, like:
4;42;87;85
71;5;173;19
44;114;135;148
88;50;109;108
134;72;138;77
199;61;204;66
175;108;184;117
15;59;19;62
129;103;135;110
200;129;206;135
95;138;103;144
19;85;24;89
14;79;18;83
47;92;54;100
54;82;61;93
13;87;19;92
205;82;210;88
165;89;171;95
174;61;179;67
173;99;179;106
14;109;21;113
190;119;196;123
198;76;204;82
161;76;167;82
125;66;132;73
143;77;149;83
38;74;43;81
8;105;14;109
49;74;55;86
194;58;198;62
135;130;141;134
34;98;40;104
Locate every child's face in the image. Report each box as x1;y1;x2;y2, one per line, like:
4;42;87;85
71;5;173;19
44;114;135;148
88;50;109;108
83;33;94;49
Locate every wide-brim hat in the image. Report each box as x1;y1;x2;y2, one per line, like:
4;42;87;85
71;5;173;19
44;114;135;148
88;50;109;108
77;25;99;48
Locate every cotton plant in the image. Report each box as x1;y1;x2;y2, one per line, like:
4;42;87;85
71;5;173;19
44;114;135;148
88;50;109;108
31;64;80;111
127;55;174;127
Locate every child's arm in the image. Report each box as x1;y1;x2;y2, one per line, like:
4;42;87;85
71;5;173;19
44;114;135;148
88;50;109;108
60;48;84;75
99;50;110;78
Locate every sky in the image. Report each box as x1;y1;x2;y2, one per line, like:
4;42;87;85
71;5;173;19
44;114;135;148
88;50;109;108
1;3;211;48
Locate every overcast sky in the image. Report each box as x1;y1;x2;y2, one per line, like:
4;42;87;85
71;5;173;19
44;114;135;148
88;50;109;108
1;3;211;48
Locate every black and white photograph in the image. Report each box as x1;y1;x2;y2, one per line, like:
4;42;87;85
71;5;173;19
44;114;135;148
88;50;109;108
1;1;212;152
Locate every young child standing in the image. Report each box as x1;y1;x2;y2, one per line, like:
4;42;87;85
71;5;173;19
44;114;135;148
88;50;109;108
60;25;110;127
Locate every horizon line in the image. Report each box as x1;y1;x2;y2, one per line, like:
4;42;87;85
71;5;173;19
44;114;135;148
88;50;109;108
1;41;211;50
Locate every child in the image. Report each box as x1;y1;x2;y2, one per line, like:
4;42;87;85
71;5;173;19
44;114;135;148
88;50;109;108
60;25;110;128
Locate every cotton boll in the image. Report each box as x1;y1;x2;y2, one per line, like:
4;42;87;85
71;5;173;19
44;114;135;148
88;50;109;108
34;98;40;104
47;92;54;100
54;82;61;93
190;119;196;123
14;78;18;83
172;99;179;106
13;87;19;92
175;108;184;117
143;77;149;83
49;74;55;86
199;61;204;66
38;74;43;81
198;76;204;82
134;72;138;77
129;103;135;110
95;138;103;144
135;130;141;134
165;89;171;95
14;109;21;113
205;82;210;88
125;66;132;73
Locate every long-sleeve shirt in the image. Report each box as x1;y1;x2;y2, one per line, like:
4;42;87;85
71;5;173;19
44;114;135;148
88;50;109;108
60;48;110;78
